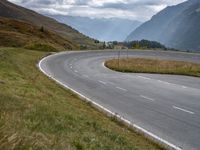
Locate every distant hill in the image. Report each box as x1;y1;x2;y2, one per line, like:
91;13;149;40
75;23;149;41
0;0;101;50
49;15;141;42
126;0;200;52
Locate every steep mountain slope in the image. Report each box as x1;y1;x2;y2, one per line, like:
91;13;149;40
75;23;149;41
49;15;141;42
162;3;200;51
0;0;100;49
126;0;200;52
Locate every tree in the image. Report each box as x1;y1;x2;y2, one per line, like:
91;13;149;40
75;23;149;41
40;26;45;32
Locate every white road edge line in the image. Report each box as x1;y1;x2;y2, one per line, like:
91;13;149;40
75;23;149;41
140;95;155;101
102;62;106;68
173;106;195;115
38;53;182;150
116;87;127;92
98;80;107;85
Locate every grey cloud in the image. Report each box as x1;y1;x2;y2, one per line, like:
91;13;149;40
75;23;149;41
74;0;90;5
8;0;187;21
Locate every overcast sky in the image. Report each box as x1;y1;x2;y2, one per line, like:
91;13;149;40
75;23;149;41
9;0;187;21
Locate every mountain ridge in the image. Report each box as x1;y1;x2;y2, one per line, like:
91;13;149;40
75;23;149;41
49;15;141;42
0;0;100;50
0;16;77;51
126;0;200;51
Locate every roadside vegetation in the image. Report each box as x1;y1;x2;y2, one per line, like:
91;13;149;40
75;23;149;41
123;40;167;50
105;58;200;77
0;47;164;150
106;40;169;50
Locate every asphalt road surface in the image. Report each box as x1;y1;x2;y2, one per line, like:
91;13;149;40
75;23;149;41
39;50;200;150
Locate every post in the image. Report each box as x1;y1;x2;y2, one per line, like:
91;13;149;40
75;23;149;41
126;49;128;68
118;50;120;69
127;49;128;59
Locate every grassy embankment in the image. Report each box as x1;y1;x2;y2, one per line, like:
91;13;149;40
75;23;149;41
105;58;200;77
0;47;165;149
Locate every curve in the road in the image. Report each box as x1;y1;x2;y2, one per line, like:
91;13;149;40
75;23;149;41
39;50;200;150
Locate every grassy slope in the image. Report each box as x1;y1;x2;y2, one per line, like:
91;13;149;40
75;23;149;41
0;17;78;51
0;47;164;150
0;0;102;50
105;58;200;77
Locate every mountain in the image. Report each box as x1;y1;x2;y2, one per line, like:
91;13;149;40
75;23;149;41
126;0;200;52
49;15;141;42
0;17;76;51
0;0;100;50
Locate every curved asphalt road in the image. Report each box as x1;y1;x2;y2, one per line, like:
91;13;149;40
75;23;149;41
39;50;200;150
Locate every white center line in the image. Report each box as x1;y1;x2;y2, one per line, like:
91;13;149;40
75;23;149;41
157;80;188;89
140;95;155;101
70;66;73;69
137;76;151;80
157;80;171;85
98;80;107;85
181;86;187;89
173;106;195;115
116;87;127;91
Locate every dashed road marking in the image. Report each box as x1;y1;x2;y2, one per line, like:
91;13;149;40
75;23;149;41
157;80;188;89
157;80;171;85
140;95;155;101
173;106;195;115
181;86;187;89
98;80;107;85
116;87;127;91
137;76;151;80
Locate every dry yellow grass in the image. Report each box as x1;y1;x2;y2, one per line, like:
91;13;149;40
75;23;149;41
105;58;200;77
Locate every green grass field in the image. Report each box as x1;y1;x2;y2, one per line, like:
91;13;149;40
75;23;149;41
105;58;200;77
0;47;164;150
